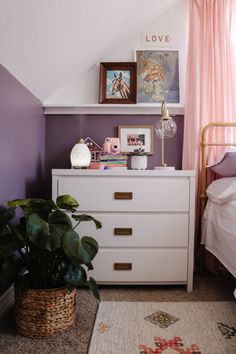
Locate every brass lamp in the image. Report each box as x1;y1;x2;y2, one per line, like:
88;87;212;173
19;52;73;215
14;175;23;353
154;101;177;170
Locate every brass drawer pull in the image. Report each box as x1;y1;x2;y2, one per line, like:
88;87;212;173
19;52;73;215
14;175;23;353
114;228;133;236
114;263;132;271
114;192;133;200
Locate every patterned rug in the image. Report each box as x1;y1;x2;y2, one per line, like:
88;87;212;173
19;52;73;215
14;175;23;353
88;301;236;354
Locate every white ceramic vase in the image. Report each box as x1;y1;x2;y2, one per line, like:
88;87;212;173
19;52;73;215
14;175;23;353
130;155;147;170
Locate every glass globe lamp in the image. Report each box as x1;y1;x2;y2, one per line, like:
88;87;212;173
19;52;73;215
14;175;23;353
154;101;177;169
70;139;91;168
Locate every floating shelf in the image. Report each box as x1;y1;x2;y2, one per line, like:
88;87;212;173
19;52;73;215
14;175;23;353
44;103;184;115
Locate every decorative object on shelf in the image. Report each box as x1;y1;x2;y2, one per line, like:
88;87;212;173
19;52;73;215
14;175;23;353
99;62;137;104
89;162;105;170
84;137;103;162
101;137;128;170
154;101;177;170
129;147;149;170
0;195;101;337
141;32;172;47
131;156;147;170
100;153;128;170
103;137;120;154
135;50;179;104
118;125;154;154
70;138;91;168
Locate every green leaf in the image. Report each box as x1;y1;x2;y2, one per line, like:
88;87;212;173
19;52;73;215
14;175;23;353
0;208;23;257
48;210;72;239
22;199;53;217
45;200;58;211
27;211;72;251
56;195;79;212
7;199;30;208
72;214;102;229
0;219;11;239
27;214;50;250
0;207;15;225
63;230;98;265
79;236;98;263
0;224;10;239
0;256;19;295
0;233;21;258
7;198;57;218
88;277;100;300
14;218;27;242
85;262;93;270
64;264;87;286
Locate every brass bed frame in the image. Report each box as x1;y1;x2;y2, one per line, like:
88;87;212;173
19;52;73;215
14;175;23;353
200;122;236;218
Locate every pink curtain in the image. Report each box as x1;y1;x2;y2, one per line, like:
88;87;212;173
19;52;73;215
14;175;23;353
182;0;236;270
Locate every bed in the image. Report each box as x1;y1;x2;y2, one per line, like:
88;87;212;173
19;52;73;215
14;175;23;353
200;122;236;297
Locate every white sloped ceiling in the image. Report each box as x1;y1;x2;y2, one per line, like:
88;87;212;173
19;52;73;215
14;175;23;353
0;0;180;104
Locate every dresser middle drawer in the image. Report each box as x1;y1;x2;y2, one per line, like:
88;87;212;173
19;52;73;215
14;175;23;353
74;213;189;247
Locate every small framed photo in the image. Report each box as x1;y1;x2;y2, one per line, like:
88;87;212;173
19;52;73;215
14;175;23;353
118;125;154;154
99;62;137;104
135;49;180;104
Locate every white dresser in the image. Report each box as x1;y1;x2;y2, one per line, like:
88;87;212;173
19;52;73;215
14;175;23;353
52;169;195;291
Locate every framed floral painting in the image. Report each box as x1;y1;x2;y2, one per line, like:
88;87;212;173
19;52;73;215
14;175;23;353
135;50;179;104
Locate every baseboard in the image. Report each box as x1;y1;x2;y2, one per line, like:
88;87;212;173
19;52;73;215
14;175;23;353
0;286;14;318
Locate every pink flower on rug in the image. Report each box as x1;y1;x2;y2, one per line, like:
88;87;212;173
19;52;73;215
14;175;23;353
139;336;201;354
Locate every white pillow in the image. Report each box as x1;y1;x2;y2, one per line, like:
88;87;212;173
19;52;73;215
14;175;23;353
206;177;236;204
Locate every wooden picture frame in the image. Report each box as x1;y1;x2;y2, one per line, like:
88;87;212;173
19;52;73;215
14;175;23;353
99;62;137;104
118;125;154;154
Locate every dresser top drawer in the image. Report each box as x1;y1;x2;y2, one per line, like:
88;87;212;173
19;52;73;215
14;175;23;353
56;175;190;212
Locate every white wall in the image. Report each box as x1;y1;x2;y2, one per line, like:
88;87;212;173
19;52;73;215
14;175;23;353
48;0;189;106
0;0;188;105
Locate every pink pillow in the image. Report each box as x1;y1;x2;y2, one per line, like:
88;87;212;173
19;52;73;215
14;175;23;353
207;152;236;177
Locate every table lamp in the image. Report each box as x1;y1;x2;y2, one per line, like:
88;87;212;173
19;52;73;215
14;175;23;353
154;101;177;170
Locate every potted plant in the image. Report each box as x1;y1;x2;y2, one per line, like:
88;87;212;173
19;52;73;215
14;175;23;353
0;195;101;337
129;147;150;170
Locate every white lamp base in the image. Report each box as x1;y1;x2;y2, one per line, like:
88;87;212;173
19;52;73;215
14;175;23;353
154;166;175;170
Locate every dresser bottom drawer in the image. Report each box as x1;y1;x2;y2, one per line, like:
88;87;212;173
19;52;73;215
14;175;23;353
90;249;188;283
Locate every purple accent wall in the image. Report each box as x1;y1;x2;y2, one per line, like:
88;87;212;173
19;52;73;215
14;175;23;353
45;114;183;196
0;65;45;204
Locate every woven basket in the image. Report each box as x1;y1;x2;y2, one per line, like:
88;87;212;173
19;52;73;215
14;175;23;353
15;287;77;338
